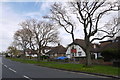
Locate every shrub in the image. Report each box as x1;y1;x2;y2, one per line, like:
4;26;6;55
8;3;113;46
40;55;49;60
101;49;120;61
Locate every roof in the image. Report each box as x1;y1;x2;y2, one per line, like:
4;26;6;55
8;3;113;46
42;46;52;50
97;36;120;52
68;39;96;52
99;40;112;43
46;45;67;54
116;36;120;41
25;49;38;54
100;41;112;48
98;42;120;52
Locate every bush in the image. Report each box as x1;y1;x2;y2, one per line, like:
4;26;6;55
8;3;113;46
113;61;120;67
40;55;49;60
97;57;103;60
101;49;120;61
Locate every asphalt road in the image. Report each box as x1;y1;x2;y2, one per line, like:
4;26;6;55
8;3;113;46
1;56;110;80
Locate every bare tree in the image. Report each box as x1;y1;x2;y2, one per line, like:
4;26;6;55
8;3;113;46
20;19;59;60
19;21;36;50
44;3;75;42
14;28;33;55
45;0;119;66
7;46;20;57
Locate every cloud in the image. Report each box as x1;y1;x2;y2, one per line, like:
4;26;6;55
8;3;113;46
1;1;117;52
1;0;38;2
58;26;84;47
40;2;52;11
0;2;85;52
23;2;52;20
23;12;42;20
0;3;25;51
0;2;53;52
39;2;53;16
58;28;72;47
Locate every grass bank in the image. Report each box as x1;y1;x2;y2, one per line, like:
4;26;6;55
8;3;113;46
8;58;119;76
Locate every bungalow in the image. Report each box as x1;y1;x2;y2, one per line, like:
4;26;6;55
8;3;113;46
25;49;38;58
90;36;119;67
66;39;100;60
99;36;120;51
46;44;67;58
42;46;52;55
91;36;120;61
98;40;112;52
95;37;118;55
98;36;120;59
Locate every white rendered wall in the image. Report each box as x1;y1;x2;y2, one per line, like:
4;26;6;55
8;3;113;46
66;45;86;58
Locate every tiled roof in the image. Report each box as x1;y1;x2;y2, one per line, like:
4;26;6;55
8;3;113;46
46;45;67;54
99;42;120;52
97;36;120;52
68;39;96;52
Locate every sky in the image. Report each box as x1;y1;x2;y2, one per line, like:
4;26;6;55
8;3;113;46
0;1;53;52
0;0;119;52
0;1;82;52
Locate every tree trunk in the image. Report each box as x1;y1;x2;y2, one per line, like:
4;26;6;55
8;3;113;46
85;37;92;66
85;46;92;66
37;53;41;61
37;42;42;61
23;45;26;59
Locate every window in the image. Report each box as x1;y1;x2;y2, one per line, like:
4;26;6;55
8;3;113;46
71;49;77;53
116;40;119;42
72;53;74;57
78;52;81;56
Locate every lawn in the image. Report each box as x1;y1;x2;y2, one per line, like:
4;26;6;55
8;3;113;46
8;58;119;76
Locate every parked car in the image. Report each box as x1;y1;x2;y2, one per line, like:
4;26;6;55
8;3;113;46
55;56;68;60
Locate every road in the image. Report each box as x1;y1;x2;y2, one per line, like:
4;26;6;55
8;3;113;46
1;56;110;80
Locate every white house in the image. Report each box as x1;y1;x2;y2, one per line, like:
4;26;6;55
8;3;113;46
66;44;86;58
66;39;100;60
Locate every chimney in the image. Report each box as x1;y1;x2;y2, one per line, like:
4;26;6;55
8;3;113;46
58;43;60;46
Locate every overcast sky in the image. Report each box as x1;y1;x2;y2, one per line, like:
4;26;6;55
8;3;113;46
0;1;49;52
0;1;83;52
0;0;119;52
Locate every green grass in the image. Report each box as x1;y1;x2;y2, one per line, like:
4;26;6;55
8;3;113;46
39;63;119;76
8;58;59;64
7;58;119;76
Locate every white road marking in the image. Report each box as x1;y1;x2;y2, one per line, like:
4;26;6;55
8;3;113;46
9;68;16;73
3;64;33;79
23;75;32;80
4;65;7;68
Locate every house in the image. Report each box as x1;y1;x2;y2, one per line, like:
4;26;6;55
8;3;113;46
91;40;113;59
46;44;67;58
98;36;120;52
66;39;100;59
97;36;120;63
95;37;120;53
66;39;84;59
25;49;38;58
91;43;101;59
42;46;52;55
93;36;120;60
98;40;112;51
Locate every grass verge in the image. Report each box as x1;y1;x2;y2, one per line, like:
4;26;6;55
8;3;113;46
7;58;119;76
